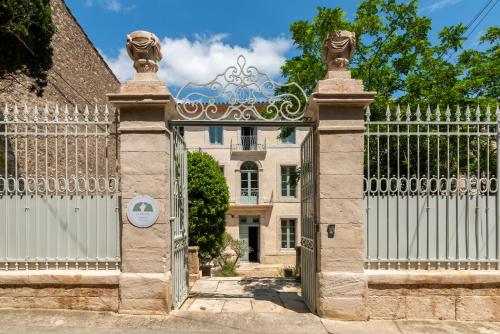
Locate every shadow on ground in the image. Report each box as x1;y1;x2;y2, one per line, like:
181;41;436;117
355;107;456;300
184;277;309;313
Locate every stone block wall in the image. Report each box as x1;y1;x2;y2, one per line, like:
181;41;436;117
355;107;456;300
188;246;200;284
0;271;119;312
0;285;118;312
366;271;500;321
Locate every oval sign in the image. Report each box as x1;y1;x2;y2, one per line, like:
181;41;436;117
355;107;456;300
126;195;159;228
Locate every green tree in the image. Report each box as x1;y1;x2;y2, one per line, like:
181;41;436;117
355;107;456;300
187;150;229;264
0;0;55;95
455;26;499;105
281;0;498;118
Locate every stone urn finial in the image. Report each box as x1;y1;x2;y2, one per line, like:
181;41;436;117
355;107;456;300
126;30;162;73
322;30;356;71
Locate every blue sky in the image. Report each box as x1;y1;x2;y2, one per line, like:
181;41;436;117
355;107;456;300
66;0;499;87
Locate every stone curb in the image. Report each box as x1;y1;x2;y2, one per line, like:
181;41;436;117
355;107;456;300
0;270;120;285
367;270;500;285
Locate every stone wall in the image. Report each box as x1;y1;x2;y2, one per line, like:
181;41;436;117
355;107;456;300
367;271;500;321
0;286;118;312
0;271;119;312
0;0;120;106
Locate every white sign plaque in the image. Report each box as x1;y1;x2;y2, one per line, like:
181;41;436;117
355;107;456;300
126;195;159;228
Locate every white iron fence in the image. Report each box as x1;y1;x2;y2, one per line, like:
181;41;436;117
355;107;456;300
365;105;499;270
0;103;120;270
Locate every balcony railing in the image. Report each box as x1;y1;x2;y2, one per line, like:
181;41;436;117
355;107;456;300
231;136;266;152
240;188;259;204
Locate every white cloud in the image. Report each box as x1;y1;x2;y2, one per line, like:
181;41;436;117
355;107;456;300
102;34;292;87
104;0;121;12
429;0;462;12
84;0;132;12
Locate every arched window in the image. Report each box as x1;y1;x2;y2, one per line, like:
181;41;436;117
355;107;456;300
240;161;258;204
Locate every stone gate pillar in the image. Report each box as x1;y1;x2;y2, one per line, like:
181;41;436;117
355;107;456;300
107;31;174;315
308;31;375;319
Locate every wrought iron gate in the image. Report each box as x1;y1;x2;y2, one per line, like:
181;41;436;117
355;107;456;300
171;127;189;309
300;130;316;312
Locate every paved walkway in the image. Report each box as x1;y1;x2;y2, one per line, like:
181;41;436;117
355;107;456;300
181;277;308;313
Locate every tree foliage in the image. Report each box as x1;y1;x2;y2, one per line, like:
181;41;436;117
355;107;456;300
187;150;229;264
0;0;55;95
281;0;499;118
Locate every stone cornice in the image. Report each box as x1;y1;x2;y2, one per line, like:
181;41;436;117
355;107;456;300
107;93;174;107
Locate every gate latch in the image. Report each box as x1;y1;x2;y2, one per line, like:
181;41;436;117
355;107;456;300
327;224;335;238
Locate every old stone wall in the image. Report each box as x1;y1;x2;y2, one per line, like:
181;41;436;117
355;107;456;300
0;285;118;312
367;271;500;321
0;271;119;312
0;0;120;106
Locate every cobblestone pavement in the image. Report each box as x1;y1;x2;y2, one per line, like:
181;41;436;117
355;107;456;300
182;277;308;313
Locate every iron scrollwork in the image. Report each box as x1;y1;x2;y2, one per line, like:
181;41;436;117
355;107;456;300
175;55;308;121
301;237;314;250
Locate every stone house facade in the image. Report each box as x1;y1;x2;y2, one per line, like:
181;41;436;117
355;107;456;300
182;124;309;265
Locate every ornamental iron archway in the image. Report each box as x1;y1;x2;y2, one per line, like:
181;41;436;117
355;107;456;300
169;55;316;312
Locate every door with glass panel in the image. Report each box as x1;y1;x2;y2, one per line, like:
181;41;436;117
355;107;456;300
239;216;260;262
240;161;258;204
241;127;257;150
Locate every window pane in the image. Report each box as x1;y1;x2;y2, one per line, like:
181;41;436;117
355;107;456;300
281;220;289;249
281;167;287;196
281;166;296;197
177;126;185;137
209;126;223;144
280;127;296;144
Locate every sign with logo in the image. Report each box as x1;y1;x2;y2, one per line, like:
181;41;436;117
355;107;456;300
126;195;159;228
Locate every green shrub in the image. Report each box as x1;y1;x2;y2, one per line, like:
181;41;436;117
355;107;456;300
213;262;238;277
187;150;229;264
213;233;250;277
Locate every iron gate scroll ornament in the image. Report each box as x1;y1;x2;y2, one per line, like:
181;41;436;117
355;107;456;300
175;55;308;121
126;195;160;228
